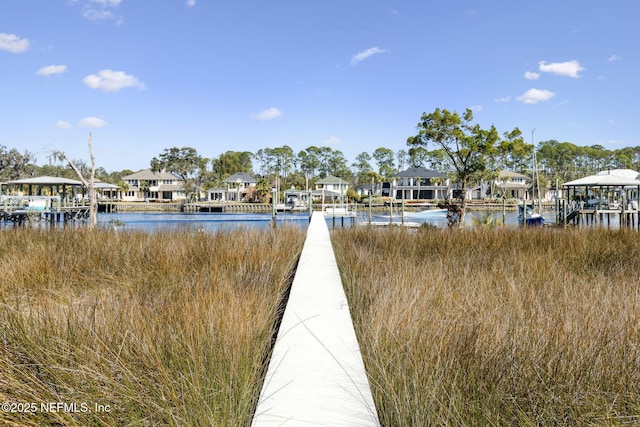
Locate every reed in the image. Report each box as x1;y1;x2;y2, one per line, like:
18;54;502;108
332;226;640;426
0;226;305;426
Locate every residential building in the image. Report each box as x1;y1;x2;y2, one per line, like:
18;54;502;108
209;172;256;202
121;169;186;202
384;167;450;200
494;170;531;199
315;175;349;202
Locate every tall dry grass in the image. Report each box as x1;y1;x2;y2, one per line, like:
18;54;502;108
332;226;640;426
0;226;304;426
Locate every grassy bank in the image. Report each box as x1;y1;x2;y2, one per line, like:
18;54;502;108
0;226;305;426
332;226;640;426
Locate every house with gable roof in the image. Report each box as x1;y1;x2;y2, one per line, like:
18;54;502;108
384;167;450;200
314;175;349;202
208;172;257;202
121;169;186;202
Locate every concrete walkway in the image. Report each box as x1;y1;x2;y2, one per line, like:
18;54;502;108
253;212;379;426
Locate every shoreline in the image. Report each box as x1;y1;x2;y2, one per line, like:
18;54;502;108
98;201;553;213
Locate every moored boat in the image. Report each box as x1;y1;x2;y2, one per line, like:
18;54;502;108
404;208;448;219
518;203;545;226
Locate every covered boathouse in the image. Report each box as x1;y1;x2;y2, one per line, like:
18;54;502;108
0;176;93;225
561;169;640;227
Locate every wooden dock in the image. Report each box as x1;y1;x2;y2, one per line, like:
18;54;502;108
1;196;90;225
559;207;640;228
253;212;379;426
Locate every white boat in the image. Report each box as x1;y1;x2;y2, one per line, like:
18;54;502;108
404;208;448;219
519;129;546;227
275;203;292;212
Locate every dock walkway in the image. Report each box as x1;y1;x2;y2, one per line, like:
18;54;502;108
1;196;89;225
253;212;379;426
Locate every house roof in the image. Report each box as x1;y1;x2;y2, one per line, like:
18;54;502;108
224;172;256;184
497;183;529;190
3;176;84;186
394;167;447;179
94;182;119;189
122;169;180;180
499;170;530;179
316;175;349;185
563;169;640;187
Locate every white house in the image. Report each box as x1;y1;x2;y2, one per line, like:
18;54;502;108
385;167;450;200
496;170;530;199
121;169;186;202
315;175;349;202
209;172;256;202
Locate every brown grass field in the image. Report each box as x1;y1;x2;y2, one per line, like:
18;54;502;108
0;226;305;426
332;226;640;426
2;223;640;426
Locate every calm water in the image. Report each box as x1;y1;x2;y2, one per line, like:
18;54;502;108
98;211;311;232
95;209;558;232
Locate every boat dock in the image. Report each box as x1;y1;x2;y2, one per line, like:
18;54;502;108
557;200;640;228
253;211;379;425
1;196;90;225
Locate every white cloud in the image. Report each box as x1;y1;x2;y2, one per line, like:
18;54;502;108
494;96;511;103
78;117;108;128
186;0;196;6
83;69;146;92
91;0;122;5
323;136;341;146
469;105;483;112
524;71;540;80
75;0;122;22
83;8;115;20
608;54;621;62
37;65;68;76
538;60;585;78
351;47;386;65
0;33;30;53
252;107;283;121
56;121;72;129
517;88;555;104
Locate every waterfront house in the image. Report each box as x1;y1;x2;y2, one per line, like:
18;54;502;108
384;167;449;200
483;170;531;199
465;170;532;200
355;182;380;199
315;175;349;202
209;172;257;202
495;170;530;199
121;169;186;202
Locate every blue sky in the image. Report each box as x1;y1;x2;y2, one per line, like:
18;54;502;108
1;0;638;172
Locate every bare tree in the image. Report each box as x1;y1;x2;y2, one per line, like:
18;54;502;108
53;133;98;228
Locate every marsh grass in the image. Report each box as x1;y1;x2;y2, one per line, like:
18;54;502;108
332;226;640;426
0;226;305;426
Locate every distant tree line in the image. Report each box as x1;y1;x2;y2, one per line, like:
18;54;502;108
2;110;640;201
